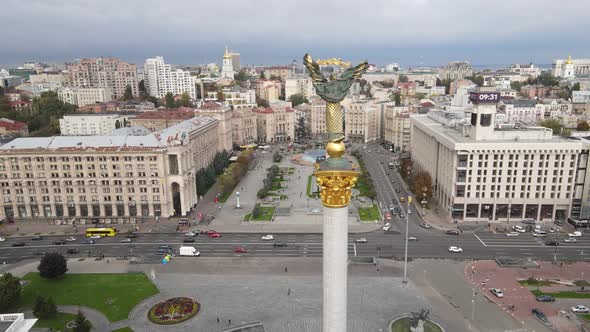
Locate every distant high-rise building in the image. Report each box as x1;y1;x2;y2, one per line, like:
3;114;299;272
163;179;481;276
66;57;138;99
144;56;197;99
221;47;236;79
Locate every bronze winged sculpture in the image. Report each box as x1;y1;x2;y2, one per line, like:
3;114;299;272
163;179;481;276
303;53;368;143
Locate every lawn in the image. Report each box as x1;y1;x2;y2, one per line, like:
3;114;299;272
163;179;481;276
20;272;159;322
112;327;134;332
578;313;590;322
530;289;590;299
390;318;442;332
34;312;78;330
270;181;283;191
518;279;554;287
358;204;380;222
251;205;275;221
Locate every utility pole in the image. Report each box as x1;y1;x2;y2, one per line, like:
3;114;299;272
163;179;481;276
471;288;476;322
403;195;411;283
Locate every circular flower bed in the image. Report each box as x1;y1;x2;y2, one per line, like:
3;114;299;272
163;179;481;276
147;297;201;325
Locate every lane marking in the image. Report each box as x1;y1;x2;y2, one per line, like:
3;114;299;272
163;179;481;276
473;233;487;247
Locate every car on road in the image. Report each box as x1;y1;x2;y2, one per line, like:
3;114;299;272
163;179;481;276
182;237;195;243
355;238;367;244
206;230;217;235
564;237;577;243
65;236;77;242
273;241;287;247
396;188;401;193
208;232;222;239
125;233;138;238
545;239;560;246
399;197;405;202
31;236;44;241
52;240;66;245
512;225;526;233
390;180;395;184
533;231;547;237
549;227;557;233
12;242;25;247
0;237;4;242
399;212;405;218
388;205;395;212
120;238;132;243
157;245;173;255
66;248;80;254
386;172;390;175
234;247;247;254
490;288;504;298
571;305;589;313
446;230;460;235
85;239;95;244
568;231;582;237
420;223;432;229
261;234;274;241
536;295;555;302
506;232;520;237
185;231;198;237
384;213;392;221
448;246;463;253
407;237;418;241
532;308;549;323
89;235;102;239
383;223;391;231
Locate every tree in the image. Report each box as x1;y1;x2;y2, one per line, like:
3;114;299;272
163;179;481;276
72;311;92;332
540;119;563;135
510;81;522;91
273;152;283;163
538;72;559;87
393;93;402;106
146;96;159;107
269;74;282;81
234;69;248;82
165;92;175;108
123;85;133;101
0;273;21;312
0;86;4;96
415;92;426;100
33;296;46;318
38;252;68;279
295;116;307;140
256;97;269;108
44;296;57;318
556;90;571;99
472;75;484;87
139;80;147;95
572;82;581;91
398;75;409;83
412;171;433;200
399;158;413;179
577;121;589;131
288;93;308;107
180;92;191;107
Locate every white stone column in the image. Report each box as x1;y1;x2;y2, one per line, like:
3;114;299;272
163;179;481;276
323;206;348;332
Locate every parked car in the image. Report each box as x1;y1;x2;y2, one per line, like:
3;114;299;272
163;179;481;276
564;238;577;243
506;232;520;237
420;223;432;229
448;246;463;253
182;237;195;243
446;230;460;236
31;236;43;241
125;233;138;238
571;305;589;313
261;234;274;241
66;248;79;254
533;231;547;237
568;231;582;237
273;241;287;247
383;223;391;231
234;247;247;254
120;238;132;243
407;237;418;241
490;288;504;298
512;225;526;233
532;308;548;323
12;242;25;247
536;295;555;302
208;233;222;239
355;238;367;244
52;240;66;245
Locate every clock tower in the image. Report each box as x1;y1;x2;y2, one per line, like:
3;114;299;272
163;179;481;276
221;46;235;79
469;91;499;140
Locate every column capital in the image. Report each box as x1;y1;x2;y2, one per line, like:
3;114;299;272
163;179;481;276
314;170;359;208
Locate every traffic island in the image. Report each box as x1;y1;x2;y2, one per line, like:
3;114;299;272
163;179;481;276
389;316;444;332
147;297;201;325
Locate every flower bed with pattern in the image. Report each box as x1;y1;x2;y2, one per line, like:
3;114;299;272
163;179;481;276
147;297;200;325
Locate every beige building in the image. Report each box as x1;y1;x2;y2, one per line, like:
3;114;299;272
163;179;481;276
411;91;583;223
345;99;382;143
129;110;194;132
193;102;233;151
66;57;139;99
0;117;219;220
254;80;281;103
310;97;327;139
285;77;314;100
384;105;413;152
263;66;292;81
58;87;112;107
254;107;295;143
231;107;257;145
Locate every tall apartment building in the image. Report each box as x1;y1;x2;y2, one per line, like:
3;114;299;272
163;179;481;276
254;107;295;143
310;97;327;139
345;99;382;143
383;106;412;152
57;87;112;107
193;102;233;151
66;57;138;99
0;117;219;220
285;77;314;100
254;80;281;103
411;90;584;223
59;114;130;136
231;107;257;145
144;57;197;100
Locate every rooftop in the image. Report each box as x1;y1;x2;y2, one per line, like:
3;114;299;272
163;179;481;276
132;109;194;120
0;118;27;130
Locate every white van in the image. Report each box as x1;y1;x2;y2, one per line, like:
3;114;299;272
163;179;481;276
568;231;583;237
179;246;200;256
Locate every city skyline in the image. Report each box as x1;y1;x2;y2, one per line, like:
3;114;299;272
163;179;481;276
1;0;590;68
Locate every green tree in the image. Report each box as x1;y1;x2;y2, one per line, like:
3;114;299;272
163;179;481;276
510;81;522;91
411;171;433;200
0;86;4;96
123;85;133;100
180;92;191;107
0;273;21;312
269;74;282;81
577;121;589;131
572;82;581;91
556;90;571;99
472;75;484;87
538;72;559;86
165;92;175;108
256;97;269;108
540;119;563;135
273;152;283;163
295;116;307;140
38;252;68;279
72;311;92;332
398;75;409;83
415;92;426;100
138;80;147;95
44;296;57;318
399;158;413;179
33;296;46;318
394;93;401;106
288;93;308;107
234;69;248;82
146;96;159;107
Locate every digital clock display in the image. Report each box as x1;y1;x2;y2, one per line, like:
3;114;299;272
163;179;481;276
469;92;499;103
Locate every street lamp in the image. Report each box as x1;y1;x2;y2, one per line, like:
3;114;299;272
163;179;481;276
403;195;412;284
236;192;240;208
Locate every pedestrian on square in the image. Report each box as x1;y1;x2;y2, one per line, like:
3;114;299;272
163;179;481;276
216;317;220;324
288;288;291;296
229;319;231;325
285;266;288;272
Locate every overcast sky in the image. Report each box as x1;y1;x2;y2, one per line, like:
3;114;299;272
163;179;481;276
1;0;589;68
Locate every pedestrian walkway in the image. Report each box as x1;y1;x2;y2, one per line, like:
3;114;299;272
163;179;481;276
24;305;111;332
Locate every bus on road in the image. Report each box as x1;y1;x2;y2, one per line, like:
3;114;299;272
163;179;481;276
85;227;118;237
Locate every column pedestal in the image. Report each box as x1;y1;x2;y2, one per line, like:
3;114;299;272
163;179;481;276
323;206;348;332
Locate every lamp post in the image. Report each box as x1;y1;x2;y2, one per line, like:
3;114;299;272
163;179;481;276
236;191;240;209
403;195;412;283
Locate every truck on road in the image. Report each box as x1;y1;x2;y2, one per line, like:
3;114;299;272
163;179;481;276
179;246;200;257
